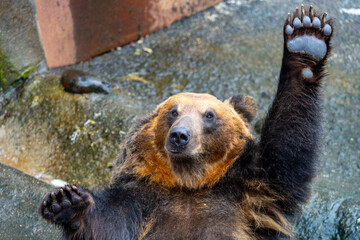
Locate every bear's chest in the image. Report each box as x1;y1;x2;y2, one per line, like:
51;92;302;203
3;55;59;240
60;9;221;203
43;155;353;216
139;195;252;240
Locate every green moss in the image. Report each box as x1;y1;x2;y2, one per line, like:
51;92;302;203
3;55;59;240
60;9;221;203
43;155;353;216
0;50;38;90
0;68;6;85
20;63;37;79
0;51;15;89
0;53;7;86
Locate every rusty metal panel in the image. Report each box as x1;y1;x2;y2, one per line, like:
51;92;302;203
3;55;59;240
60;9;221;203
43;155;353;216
34;0;223;68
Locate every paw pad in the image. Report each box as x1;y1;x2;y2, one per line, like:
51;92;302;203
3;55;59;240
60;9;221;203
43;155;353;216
287;36;327;60
303;16;311;27
323;24;332;36
39;185;90;226
302;68;314;79
312;17;321;28
284;4;332;60
285;5;332;35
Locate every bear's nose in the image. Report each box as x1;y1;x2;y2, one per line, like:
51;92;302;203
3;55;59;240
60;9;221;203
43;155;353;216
169;127;190;147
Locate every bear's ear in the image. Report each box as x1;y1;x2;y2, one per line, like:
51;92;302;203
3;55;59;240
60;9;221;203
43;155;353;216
226;94;258;123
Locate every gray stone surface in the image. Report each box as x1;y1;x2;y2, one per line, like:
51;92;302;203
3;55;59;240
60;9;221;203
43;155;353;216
0;163;60;240
295;178;360;239
0;0;44;89
0;73;140;188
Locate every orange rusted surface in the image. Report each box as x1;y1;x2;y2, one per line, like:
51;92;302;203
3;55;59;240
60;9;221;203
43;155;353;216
34;0;223;68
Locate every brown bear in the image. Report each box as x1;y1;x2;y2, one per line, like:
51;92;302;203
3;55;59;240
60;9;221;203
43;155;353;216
39;5;333;240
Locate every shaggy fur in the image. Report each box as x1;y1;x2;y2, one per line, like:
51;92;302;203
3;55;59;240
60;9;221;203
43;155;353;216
39;6;333;240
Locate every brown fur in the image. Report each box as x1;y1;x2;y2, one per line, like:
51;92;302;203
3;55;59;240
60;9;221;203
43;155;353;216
225;95;258;125
241;180;293;237
138;191;256;240
116;93;252;189
39;6;333;239
135;181;293;239
112;92;294;238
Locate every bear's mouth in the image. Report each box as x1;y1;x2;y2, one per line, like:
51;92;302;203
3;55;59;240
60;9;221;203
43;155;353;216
169;149;181;154
166;146;187;155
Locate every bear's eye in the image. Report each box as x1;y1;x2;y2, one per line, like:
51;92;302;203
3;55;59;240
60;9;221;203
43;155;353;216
203;110;218;133
171;109;178;117
167;107;178;126
205;111;215;120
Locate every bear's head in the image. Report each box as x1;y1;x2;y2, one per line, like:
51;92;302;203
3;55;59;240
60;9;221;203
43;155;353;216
117;93;257;189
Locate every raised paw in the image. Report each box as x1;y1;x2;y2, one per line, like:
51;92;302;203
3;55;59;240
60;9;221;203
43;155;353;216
39;185;93;229
284;4;333;62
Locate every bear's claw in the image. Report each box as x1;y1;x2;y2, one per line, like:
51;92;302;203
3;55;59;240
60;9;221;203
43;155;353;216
285;5;332;35
284;5;332;61
39;185;91;227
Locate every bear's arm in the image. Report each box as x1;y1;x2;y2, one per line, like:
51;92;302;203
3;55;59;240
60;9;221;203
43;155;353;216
257;14;332;211
68;187;144;239
40;184;152;240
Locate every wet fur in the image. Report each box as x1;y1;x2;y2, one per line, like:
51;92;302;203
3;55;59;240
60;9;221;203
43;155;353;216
39;6;333;240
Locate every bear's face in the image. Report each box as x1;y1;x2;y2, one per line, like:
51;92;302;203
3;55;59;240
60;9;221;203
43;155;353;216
120;93;257;189
162;93;231;161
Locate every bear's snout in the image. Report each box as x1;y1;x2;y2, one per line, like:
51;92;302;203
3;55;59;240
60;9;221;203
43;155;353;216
169;127;190;149
165;114;201;157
